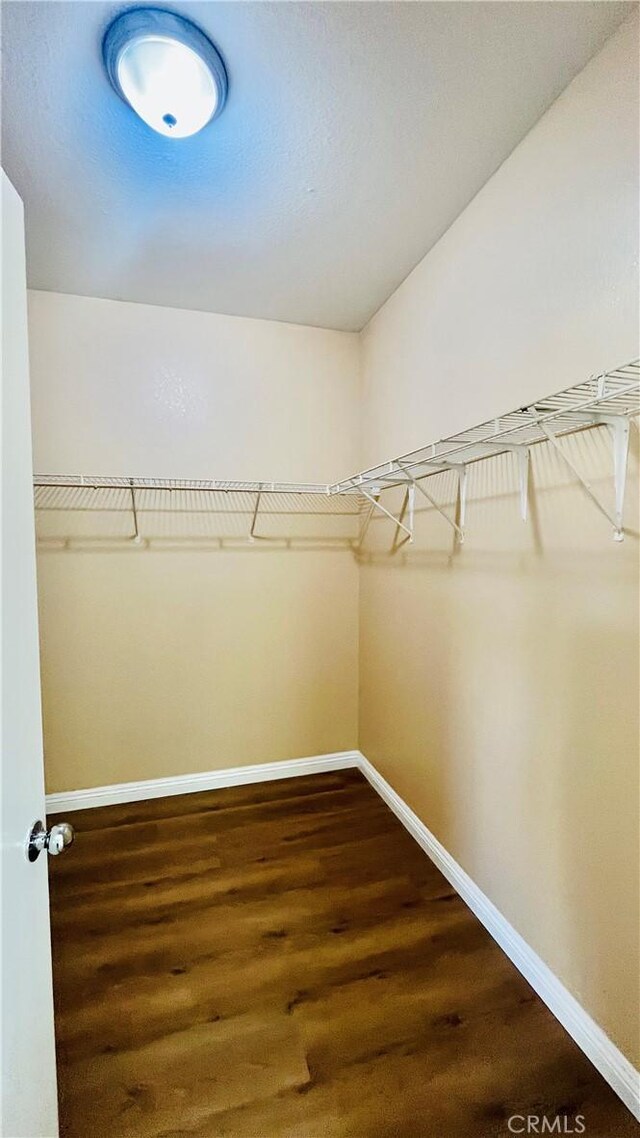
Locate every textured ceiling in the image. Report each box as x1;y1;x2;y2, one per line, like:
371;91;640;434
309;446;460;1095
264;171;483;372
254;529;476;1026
1;1;632;331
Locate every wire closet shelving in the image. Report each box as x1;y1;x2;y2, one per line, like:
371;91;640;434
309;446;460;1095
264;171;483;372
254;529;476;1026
34;358;639;549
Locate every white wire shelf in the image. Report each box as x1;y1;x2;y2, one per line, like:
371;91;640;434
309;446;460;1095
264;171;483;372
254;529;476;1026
33;489;364;548
33;475;342;494
330;359;639;494
34;357;639;546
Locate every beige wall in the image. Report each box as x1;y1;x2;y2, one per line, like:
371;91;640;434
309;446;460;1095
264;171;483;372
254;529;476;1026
29;293;360;791
359;12;639;1066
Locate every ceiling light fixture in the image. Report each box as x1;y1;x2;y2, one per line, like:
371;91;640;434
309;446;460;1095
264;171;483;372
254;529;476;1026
102;7;228;139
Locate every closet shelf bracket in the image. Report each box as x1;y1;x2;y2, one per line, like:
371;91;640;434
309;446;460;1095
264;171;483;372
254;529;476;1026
129;479;142;545
537;417;629;541
516;448;530;523
458;466;468;533
390;485;415;552
249;490;262;542
360;487;414;546
396;462;465;543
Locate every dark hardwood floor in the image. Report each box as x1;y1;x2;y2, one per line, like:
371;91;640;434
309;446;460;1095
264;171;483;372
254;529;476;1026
48;770;636;1137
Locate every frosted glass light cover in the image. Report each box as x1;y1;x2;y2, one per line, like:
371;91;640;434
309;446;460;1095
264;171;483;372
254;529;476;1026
103;9;228;140
117;36;217;138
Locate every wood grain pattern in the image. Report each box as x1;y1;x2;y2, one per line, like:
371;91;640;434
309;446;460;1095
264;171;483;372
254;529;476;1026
49;770;636;1137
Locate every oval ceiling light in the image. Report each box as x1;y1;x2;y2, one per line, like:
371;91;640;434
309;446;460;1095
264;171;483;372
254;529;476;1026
103;8;228;139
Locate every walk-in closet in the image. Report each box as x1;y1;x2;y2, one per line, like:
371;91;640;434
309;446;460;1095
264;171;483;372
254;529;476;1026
2;4;639;1136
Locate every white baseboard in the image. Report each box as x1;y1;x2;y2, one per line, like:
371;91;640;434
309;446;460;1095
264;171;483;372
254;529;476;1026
47;747;639;1120
45;750;360;812
357;753;640;1122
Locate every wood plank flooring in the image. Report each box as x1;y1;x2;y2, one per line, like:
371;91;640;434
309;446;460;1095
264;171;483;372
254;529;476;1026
48;770;636;1137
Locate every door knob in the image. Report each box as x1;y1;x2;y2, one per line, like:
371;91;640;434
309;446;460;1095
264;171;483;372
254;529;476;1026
27;820;75;862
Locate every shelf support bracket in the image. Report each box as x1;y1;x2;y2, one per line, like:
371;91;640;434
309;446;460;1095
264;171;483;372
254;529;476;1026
560;413;630;538
517;447;530;522
408;483;415;539
458;465;467;536
538;421;628;541
391;486;414;552
461;441;529;522
129;479;142;544
396;462;464;543
249;490;262;542
357;497;376;549
360;488;414;544
610;417;630;539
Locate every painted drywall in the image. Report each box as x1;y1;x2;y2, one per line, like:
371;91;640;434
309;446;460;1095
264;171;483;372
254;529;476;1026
359;11;639;1067
29;292;360;791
